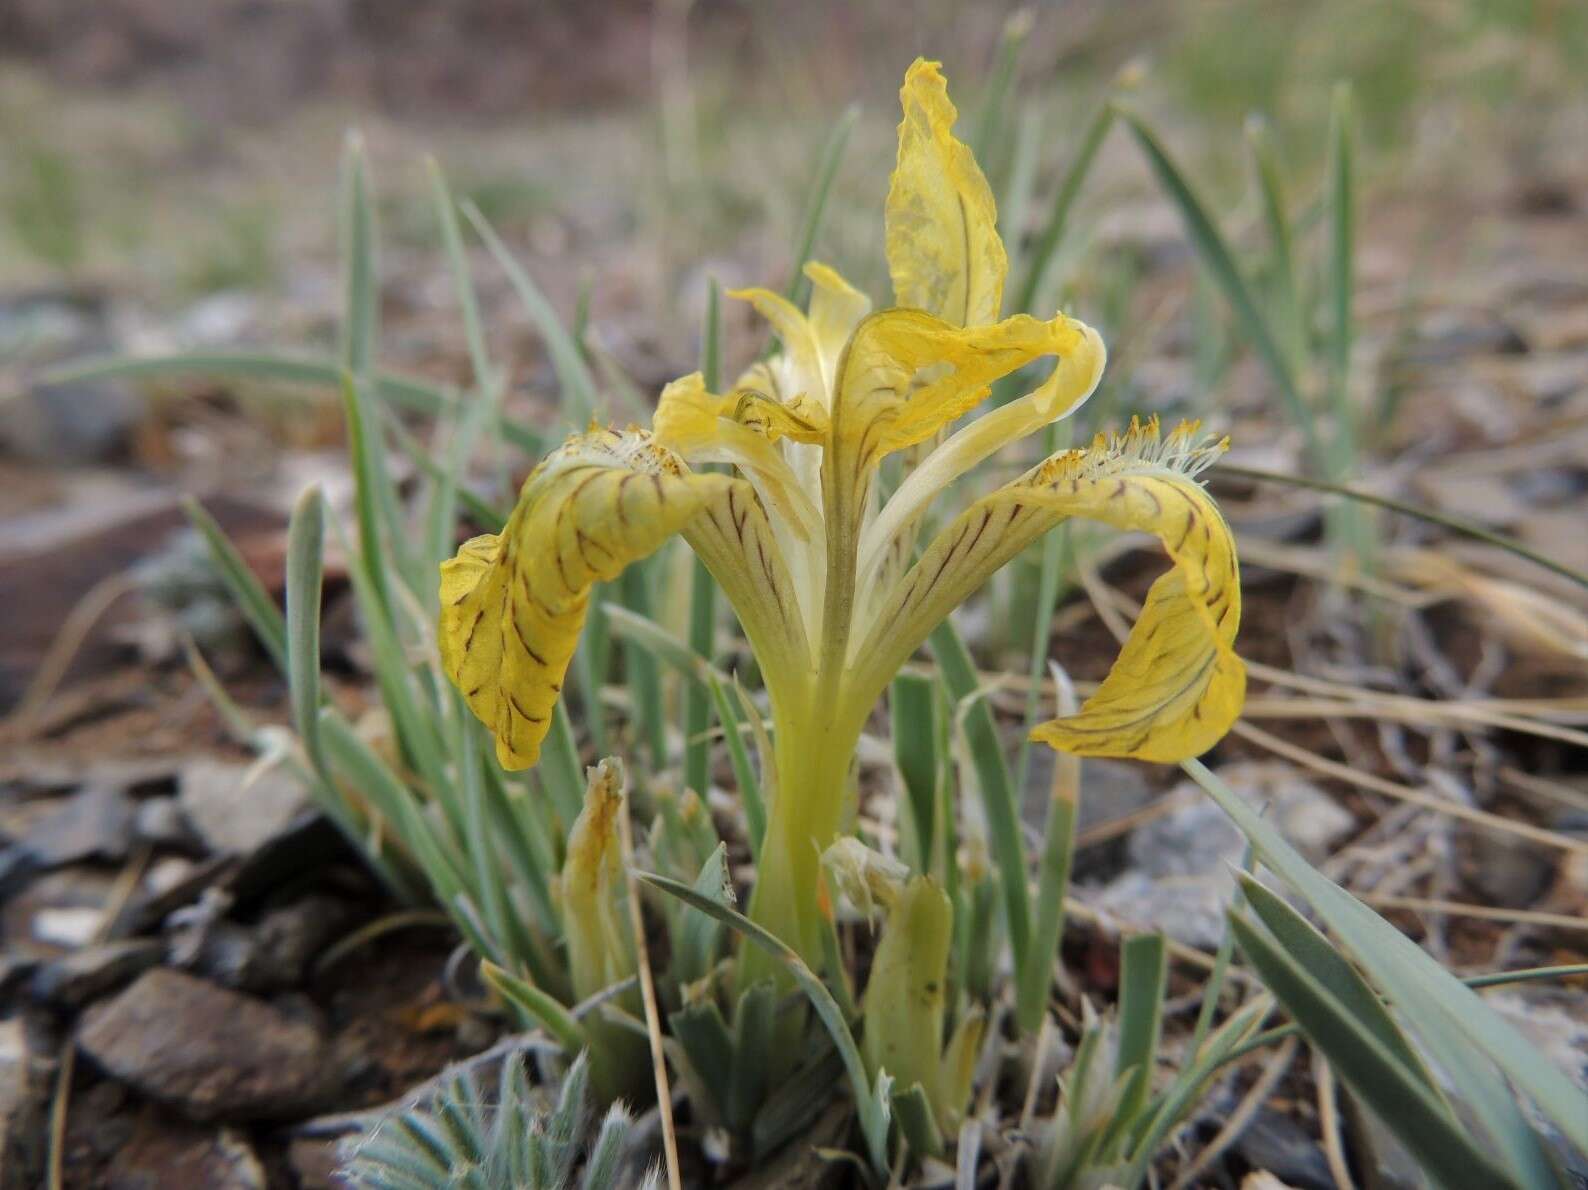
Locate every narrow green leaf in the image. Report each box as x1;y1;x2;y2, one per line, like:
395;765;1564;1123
1015;741;1077;1033
784;105;859;308
1230;912;1521;1190
182;497;287;673
339;131;379;380
463;202;598;422
285;485;326;772
891;670;940;872
43;352;542;452
600;602;724;693
1324;81;1357;474
1215;463;1588;591
931;617;1029;974
1245;115;1303;371
684;278;723;797
1184;759;1588;1162
709;675;765;862
670;998;735;1121
893;1081;945;1160
1239;875;1437;1093
1121;112;1323;467
1113;932;1167;1135
481;961;587;1054
675;843;731;986
1012;101;1116;317
636;871;889;1177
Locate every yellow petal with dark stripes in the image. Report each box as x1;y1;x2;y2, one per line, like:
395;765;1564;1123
886;58;1007;327
850;419;1242;762
830;307;1081;479
439;428;730;770
1024;419;1244;761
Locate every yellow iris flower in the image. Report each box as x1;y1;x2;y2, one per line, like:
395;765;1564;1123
439;59;1245;965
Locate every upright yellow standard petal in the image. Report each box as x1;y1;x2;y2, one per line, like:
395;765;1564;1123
830;307;1079;476
727;286;826;407
803;262;871;391
886;58;1007;327
1025;420;1244;761
439;428;729;770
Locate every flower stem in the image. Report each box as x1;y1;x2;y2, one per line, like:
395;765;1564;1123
740;702;863;988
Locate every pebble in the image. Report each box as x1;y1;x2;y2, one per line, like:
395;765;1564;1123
78;968;336;1121
17;785;136;867
29;938;164;1007
178;758;309;856
1083;762;1355;950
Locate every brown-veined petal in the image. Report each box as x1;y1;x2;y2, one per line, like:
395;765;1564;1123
886;58;1007;327
828;307;1082;491
439;428;733;770
652;371;823;543
850;418;1244;762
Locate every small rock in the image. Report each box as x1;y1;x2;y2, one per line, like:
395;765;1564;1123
78;968;336;1121
32;905;106;949
1405;308;1527;363
1456;827;1555;909
108;1119;267;1190
30;938;164;1007
134;796;195;850
1023;753;1159;883
19;786;136;867
1233;1108;1336;1190
178;758;308;856
0;1016;55;1190
2;867;118;959
0;291;141;463
1084;763;1353;949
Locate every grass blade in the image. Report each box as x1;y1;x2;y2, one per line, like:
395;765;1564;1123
1245;115;1304;371
1215;463;1588;591
637;871;890;1178
463;203;598;423
891;670;940;874
930;617;1030;976
481;961;587;1053
1012;101;1116;317
182;497;287;673
1113;932;1167;1137
708;675;765;863
43;352;542;452
1229;911;1521;1190
339;132;378;380
1121;111;1322;467
784;105;859;308
285;485;327;772
1184;759;1588;1161
1324;82;1357;474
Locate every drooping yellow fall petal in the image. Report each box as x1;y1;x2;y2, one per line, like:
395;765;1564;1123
850;419;1243;762
439;428;731;770
1024;420;1244;761
886;58;1007;327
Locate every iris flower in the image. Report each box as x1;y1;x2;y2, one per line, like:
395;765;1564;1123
439;60;1245;966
